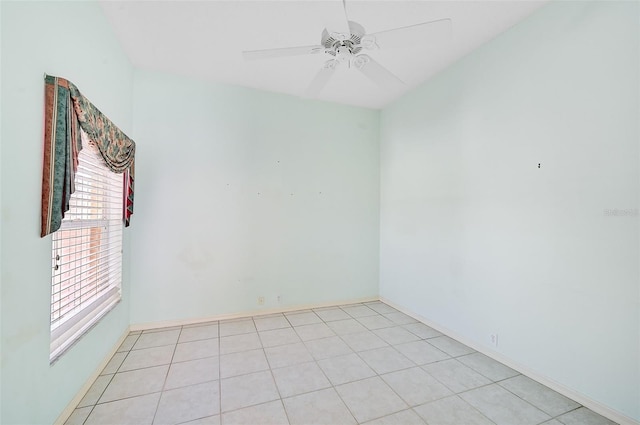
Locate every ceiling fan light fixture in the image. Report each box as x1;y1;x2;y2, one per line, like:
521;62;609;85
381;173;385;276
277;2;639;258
353;55;370;69
335;45;353;62
323;60;339;70
360;36;378;50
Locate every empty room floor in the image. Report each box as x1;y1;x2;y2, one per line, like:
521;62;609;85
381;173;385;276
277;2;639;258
65;301;618;425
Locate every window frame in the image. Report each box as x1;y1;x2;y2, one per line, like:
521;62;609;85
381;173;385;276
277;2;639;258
49;136;124;362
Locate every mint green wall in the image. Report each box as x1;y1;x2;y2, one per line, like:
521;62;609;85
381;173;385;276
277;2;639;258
1;1;637;423
380;1;639;421
130;71;380;325
0;2;134;424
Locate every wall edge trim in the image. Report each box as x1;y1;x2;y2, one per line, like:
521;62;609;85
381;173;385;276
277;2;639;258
130;296;379;332
53;327;131;425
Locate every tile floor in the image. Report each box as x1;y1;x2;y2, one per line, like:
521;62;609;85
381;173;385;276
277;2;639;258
65;301;619;425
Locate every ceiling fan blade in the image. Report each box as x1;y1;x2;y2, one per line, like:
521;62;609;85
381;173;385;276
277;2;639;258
340;0;351;33
353;55;404;90
362;18;452;50
305;60;339;98
243;45;324;61
327;0;351;39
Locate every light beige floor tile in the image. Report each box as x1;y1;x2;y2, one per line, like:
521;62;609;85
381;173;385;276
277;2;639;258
383;312;418;325
336;376;408;423
165;356;220;389
179;324;219;343
500;375;580;417
64;407;92;425
259;328;301;348
326;319;367;335
317;353;376;385
341;305;378;318
541;420;564;425
283;388;356;425
181;415;221;425
313;308;351;322
293;323;335;341
174;338;219;362
143;326;181;334
394;340;450;365
460;384;550;425
359;346;415;374
220;349;269;379
220;333;262;355
304;336;352;360
402;323;442;339
414;395;494;425
254;315;290;331
340;331;388;352
119;345;175;372
357;315;396;330
427;336;475;357
381;367;452;406
78;375;113;407
99;365;169;403
264;342;314;369
117;334;140;352
86;393;160;425
422;359;491;393
458;352;519;381
133;329;180;350
154;381;220;425
221;400;289;425
556;407;618;425
374;327;420;345
272;361;331;398
219;319;256;337
457;353;519;381
364;302;398;315
72;304;604;425
361;409;426;425
101;352;127;375
221;370;279;412
284;311;322;326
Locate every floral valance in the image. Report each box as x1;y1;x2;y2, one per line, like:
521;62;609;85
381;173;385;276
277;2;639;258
41;75;136;237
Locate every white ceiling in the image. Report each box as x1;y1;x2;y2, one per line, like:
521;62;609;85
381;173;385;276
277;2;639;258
100;1;548;109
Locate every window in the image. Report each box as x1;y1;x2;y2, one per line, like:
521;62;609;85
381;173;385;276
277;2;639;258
50;133;123;361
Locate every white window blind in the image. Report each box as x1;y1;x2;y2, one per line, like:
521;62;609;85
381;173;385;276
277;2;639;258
50;133;123;361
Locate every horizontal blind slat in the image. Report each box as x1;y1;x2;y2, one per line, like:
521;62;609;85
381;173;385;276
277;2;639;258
50;137;124;357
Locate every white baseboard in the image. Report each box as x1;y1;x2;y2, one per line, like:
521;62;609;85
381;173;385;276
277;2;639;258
54;328;130;425
130;296;379;332
379;297;639;425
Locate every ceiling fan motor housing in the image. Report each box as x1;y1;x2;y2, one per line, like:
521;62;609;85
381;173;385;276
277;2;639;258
322;21;365;61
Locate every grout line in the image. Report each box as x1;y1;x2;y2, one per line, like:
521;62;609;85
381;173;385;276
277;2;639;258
449;394;501;425
88;391;164;407
252;314;294;425
72;301;612;425
150;325;182;424
77;332;139;425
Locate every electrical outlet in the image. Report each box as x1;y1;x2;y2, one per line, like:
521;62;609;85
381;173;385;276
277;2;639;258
276;295;281;304
257;296;265;305
490;334;498;347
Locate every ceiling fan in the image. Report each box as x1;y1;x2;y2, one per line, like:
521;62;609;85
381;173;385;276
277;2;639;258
242;0;452;97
